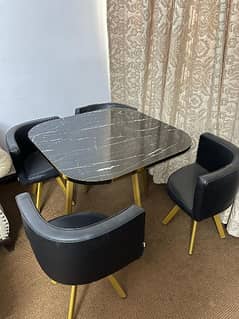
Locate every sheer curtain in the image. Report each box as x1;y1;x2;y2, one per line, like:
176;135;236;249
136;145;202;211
107;0;239;236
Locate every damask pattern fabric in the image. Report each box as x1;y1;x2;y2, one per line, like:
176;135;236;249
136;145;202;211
107;0;239;236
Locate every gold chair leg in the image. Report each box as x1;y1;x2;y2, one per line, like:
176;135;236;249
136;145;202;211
108;275;127;299
67;285;77;319
162;205;180;225
131;172;142;207
31;183;38;196
65;180;74;214
36;182;43;211
213;214;226;239
57;177;76;206
189;220;197;255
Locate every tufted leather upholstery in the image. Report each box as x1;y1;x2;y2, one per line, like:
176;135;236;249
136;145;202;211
6;117;59;185
16;192;145;285
75;102;136;115
167;133;239;221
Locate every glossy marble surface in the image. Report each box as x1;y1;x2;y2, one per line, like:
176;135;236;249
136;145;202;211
29;108;191;183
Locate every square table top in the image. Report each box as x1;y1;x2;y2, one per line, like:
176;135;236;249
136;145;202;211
29;108;191;183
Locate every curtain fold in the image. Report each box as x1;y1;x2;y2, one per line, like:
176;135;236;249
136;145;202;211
107;0;239;236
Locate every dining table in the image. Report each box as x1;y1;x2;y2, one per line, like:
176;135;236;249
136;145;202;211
28;106;191;212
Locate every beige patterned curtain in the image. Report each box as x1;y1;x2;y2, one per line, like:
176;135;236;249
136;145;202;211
107;0;239;236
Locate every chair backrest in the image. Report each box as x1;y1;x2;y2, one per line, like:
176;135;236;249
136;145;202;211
75;102;136;115
16;193;145;285
6;117;59;172
193;133;239;220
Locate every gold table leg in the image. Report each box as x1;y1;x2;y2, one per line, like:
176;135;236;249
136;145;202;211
108;275;127;299
138;168;148;196
56;176;66;193
36;182;43;211
57;177;76;206
131;172;142;207
213;214;226;239
78;184;90;193
67;285;77;319
65;180;74;214
162;205;180;225
189;220;198;255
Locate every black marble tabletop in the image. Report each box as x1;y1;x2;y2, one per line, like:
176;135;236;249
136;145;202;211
29;108;191;183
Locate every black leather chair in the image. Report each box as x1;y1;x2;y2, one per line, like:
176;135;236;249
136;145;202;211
162;133;239;254
6;117;67;211
74;102;136;115
16;192;145;319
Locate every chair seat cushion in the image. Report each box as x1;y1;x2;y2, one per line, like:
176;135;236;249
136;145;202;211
19;151;59;184
167;163;208;216
49;212;107;228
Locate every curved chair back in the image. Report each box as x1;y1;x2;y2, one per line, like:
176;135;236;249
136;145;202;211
193;133;239;220
6;117;59;173
16;193;145;285
75;102;136;115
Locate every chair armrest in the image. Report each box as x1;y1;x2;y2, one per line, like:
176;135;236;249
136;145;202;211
16;192;145;284
75;103;136;115
16;192;145;242
196;133;234;171
5;125;21;156
5;125;22;172
6;117;60;170
193;167;239;220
